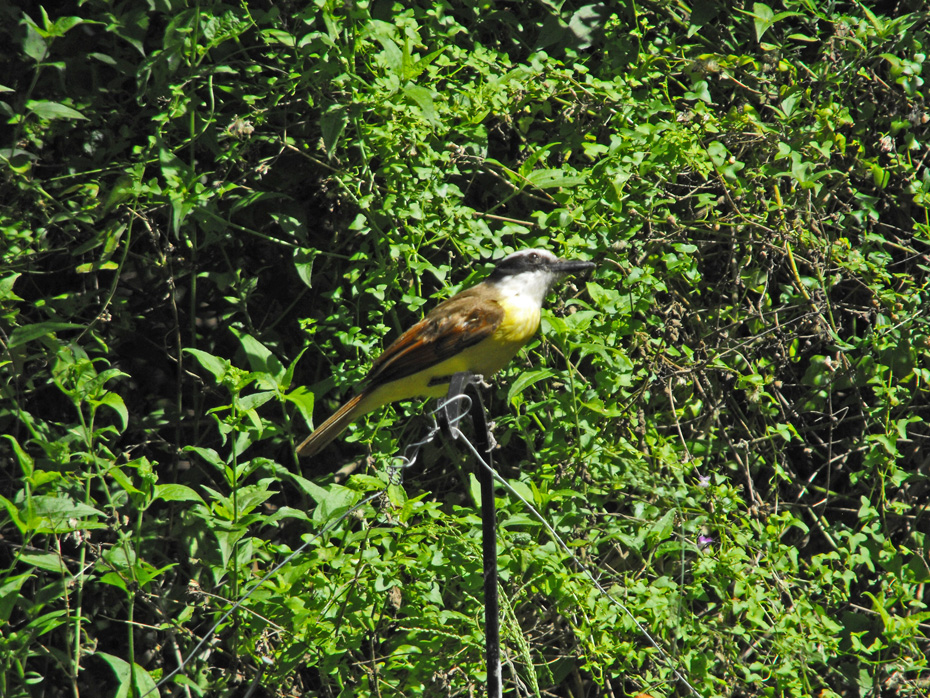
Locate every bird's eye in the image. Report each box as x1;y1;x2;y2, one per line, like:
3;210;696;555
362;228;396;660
528;252;539;263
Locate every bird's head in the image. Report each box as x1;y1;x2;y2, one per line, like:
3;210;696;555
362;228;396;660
486;248;595;302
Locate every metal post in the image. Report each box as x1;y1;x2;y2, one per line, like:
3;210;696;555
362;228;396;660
440;372;502;698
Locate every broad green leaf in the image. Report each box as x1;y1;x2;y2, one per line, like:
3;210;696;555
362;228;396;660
184;348;229;383
404;85;437;124
506;478;536;508
585;280;619;310
307;483;361;523
261;28;296;46
281;347;308;392
648;508;675;543
688;2;723;37
0;273;22;301
26;100;88;121
580;398;627;417
751;2;774;41
321;104;348;157
9;322;84;348
286;385;315;422
98;571;129;591
230;328;285;380
184;446;226;471
386;483;407;507
374;33;403;75
237;389;275;411
524;168;586;189
406;47;446;81
46;14;86;37
96;392;128;431
518;143;560;178
0;495;26;534
22;20;48;62
507;368;557;403
568;4;606;49
0;574;30;622
294;248;317;290
3;435;34;477
19;551;69;575
32;495;104;520
96;652;158;698
107;465;142;496
154;484;205;504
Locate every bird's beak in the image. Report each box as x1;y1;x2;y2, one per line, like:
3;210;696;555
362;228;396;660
551;258;595;275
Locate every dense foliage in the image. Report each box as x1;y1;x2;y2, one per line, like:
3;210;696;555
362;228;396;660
2;1;928;696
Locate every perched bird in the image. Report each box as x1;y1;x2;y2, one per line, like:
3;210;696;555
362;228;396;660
297;248;594;458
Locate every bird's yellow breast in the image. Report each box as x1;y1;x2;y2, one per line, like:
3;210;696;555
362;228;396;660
493;295;542;344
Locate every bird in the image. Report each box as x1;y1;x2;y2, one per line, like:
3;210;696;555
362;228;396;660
296;248;595;458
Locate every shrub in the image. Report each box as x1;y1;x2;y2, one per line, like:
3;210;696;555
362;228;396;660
1;2;927;696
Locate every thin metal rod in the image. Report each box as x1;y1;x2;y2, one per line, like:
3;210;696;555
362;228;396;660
440;372;501;698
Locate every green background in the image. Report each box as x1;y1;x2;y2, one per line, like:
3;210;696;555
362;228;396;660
1;1;928;696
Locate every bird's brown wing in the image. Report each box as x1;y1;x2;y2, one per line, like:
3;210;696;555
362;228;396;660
366;287;503;387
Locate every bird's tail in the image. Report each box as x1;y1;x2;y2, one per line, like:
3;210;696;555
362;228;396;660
296;392;369;458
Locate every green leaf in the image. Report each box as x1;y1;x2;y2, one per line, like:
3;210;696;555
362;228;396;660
406;47;446;81
96;652;158;698
261;28;296;46
22;19;48;62
386;483;407;507
801;355;835;387
585;280;620;310
285;385;315;423
524;169;586;189
688;2;723;37
648;508;675;544
184;446;226;471
281;347;308;392
9;322;84;348
518;143;560;178
294;248;318;290
307;482;362;523
871;162;890;189
0;574;30;623
98;571;129;592
154;484;205;504
184;348;230;383
102;175;135;214
0;273;23;301
108;466;142;496
684;78;712;103
19;550;69;575
3;435;34;477
96;392;128;431
743;3;802;42
508;368;557;403
750;2;774;41
32;495;104;521
230;328;285;380
580;398;626;417
568;4;606;50
321;104;348;157
374;32;404;75
237;390;276;411
0;495;26;535
47;16;86;37
403;85;437;124
25;100;88;121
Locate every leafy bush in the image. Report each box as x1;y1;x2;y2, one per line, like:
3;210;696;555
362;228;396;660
1;1;928;696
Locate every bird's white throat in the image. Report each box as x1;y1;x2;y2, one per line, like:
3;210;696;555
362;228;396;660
489;268;560;307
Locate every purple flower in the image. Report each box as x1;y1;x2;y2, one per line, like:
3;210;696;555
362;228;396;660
698;535;714;548
698;475;711;488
